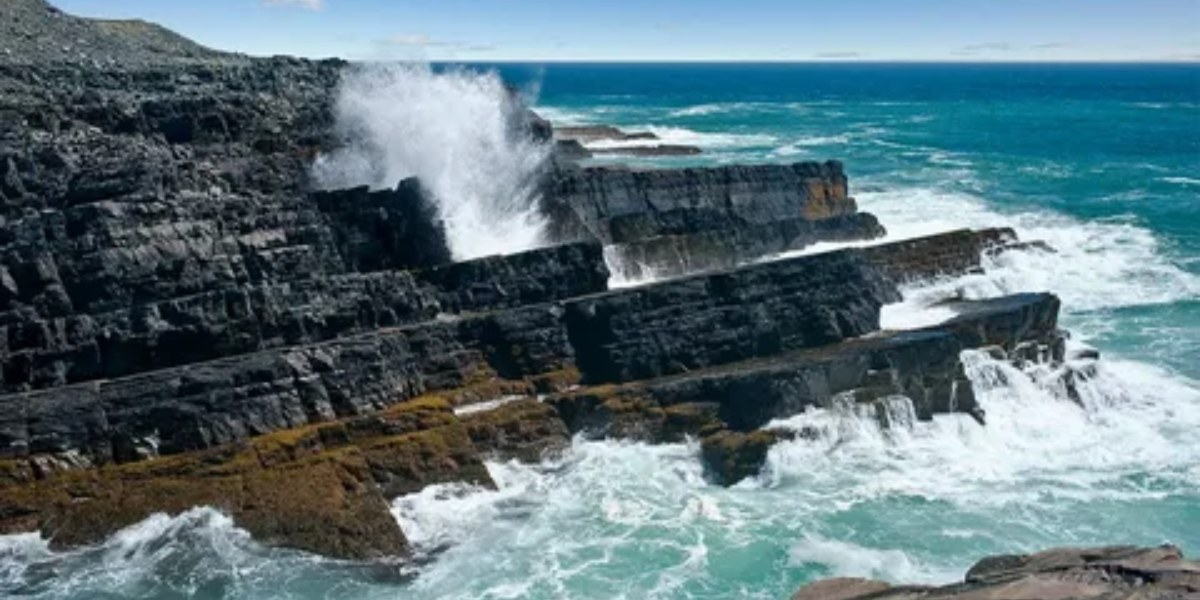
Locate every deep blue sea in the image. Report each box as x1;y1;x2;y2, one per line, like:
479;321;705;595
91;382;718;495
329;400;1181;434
3;63;1198;600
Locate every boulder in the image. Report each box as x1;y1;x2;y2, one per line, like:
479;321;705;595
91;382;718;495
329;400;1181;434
791;545;1200;600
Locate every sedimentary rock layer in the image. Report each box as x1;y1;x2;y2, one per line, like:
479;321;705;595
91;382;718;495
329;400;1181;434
550;292;1063;485
545;161;862;245
0;247;894;465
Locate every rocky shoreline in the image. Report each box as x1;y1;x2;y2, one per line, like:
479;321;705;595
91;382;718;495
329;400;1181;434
791;546;1200;600
0;0;1135;590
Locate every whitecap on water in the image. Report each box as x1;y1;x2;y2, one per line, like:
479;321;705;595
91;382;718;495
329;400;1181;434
1160;176;1200;187
581;125;778;151
789;535;956;584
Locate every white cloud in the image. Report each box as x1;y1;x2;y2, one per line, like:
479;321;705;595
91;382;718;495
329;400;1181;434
263;0;324;10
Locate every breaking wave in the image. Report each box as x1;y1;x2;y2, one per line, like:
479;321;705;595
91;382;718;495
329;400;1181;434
312;63;551;260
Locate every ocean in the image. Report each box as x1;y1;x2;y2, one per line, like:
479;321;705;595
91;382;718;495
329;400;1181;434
3;62;1198;600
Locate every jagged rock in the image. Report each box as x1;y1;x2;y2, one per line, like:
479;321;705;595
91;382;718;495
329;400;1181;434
791;545;1200;600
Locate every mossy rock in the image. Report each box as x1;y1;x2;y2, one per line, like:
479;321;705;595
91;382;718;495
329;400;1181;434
462;399;570;463
700;429;781;486
531;367;582;394
1;437;414;560
358;423;494;498
236;451;410;560
662;403;723;441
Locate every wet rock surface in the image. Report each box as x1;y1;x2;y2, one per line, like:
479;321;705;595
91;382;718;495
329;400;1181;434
790;545;1200;600
0;0;1086;563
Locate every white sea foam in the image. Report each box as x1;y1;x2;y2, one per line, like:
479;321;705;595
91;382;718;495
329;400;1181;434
0;508;288;599
1128;101;1200;110
789;535;955;583
668;103;743;117
667;102;796;118
312;63;551;260
533;106;592;125
393;441;731;600
763;352;1200;510
879;300;958;330
760;133;860;158
1160;176;1200;186
582;126;778;151
851;186;1200;315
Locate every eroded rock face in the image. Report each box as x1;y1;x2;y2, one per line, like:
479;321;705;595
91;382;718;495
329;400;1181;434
541;161;887;277
563;249;901;384
790;545;1200;600
547;162;858;244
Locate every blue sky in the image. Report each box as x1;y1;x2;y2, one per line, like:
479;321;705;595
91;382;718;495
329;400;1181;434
56;0;1200;61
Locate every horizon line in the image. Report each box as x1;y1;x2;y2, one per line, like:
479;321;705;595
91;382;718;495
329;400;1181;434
285;54;1200;66
418;58;1200;65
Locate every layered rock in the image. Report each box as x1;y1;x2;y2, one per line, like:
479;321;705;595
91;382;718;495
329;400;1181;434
542;161;887;279
790;545;1200;600
550;292;1063;485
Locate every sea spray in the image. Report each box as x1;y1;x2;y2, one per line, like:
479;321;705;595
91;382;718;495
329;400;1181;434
312;63;551;260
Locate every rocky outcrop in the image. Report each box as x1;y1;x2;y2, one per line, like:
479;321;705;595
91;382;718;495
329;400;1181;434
542;161;887;279
563;249;900;384
790;545;1200;600
0;396;493;560
550;292;1063;485
546;161;861;245
862;228;1017;284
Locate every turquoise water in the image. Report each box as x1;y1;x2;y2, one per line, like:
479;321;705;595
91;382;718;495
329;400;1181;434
2;63;1198;599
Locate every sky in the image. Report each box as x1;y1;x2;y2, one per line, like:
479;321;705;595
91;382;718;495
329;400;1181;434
54;0;1200;62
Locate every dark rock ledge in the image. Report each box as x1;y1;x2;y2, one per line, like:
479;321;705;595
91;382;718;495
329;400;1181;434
791;545;1200;600
553;125;704;158
0;0;1104;563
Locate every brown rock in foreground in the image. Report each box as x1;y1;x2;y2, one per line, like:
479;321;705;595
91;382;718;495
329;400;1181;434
790;545;1200;600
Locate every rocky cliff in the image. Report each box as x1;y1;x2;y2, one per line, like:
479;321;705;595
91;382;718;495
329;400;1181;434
543;160;887;279
0;0;1094;563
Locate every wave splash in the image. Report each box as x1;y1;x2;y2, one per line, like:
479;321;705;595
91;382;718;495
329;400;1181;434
4;331;1197;599
312;63;551;261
